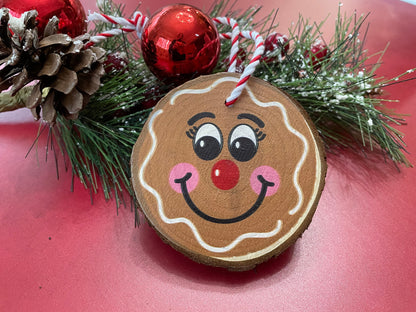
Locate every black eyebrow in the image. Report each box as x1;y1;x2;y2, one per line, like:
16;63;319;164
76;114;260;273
188;112;216;125
237;113;265;128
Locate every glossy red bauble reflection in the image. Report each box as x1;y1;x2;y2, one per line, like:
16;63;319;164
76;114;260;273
263;32;290;63
304;41;329;70
0;0;87;38
141;4;220;85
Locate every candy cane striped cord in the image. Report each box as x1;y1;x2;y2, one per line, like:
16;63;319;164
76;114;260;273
213;18;264;106
131;11;148;38
223;30;264;107
213;17;239;73
88;12;134;27
86;11;148;46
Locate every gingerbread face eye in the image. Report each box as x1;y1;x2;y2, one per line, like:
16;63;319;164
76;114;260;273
191;123;223;161
229;124;260;162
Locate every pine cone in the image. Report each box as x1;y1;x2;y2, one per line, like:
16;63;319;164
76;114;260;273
0;8;106;124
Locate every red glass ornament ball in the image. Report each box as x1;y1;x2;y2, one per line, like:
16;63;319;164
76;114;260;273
264;33;289;56
104;53;129;74
0;0;87;38
263;33;289;64
304;42;329;70
141;86;164;110
141;4;220;85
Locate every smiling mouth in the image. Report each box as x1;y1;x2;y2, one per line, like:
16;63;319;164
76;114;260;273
174;173;275;224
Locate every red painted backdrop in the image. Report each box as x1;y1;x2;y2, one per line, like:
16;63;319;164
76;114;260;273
1;0;416;311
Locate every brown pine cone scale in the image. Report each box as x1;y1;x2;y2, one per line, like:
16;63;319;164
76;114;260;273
0;8;106;124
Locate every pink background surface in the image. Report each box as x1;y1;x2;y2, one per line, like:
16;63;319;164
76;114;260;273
1;0;416;311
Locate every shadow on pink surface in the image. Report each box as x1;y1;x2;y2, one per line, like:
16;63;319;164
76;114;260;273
133;219;295;285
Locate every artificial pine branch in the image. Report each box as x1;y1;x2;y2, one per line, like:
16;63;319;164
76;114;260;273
55;66;151;221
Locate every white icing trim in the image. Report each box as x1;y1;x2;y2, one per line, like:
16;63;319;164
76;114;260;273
243;87;308;215
138;76;317;255
139;109;282;253
218;127;322;262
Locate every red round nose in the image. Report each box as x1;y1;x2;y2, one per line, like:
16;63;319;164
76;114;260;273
211;160;240;190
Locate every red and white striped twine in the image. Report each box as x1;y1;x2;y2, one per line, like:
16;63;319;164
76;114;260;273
86;11;148;47
86;12;264;107
222;29;264;106
213;16;264;106
212;17;240;73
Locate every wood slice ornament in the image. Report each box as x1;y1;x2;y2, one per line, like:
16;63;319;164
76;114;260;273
131;73;327;270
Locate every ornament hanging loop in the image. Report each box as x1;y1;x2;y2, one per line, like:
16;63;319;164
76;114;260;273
131;11;148;39
214;18;265;107
213;17;240;73
86;11;148;46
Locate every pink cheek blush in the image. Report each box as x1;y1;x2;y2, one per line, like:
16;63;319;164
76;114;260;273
169;163;199;193
250;166;280;197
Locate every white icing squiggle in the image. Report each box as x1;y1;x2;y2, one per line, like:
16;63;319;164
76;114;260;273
244;87;308;215
139;109;282;253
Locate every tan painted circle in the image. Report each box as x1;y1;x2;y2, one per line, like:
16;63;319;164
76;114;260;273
131;73;326;270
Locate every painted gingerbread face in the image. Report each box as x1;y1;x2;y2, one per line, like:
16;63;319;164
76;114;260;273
131;73;326;270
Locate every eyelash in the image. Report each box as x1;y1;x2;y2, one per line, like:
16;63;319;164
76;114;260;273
255;128;266;141
186;126;198;139
187;126;266;141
